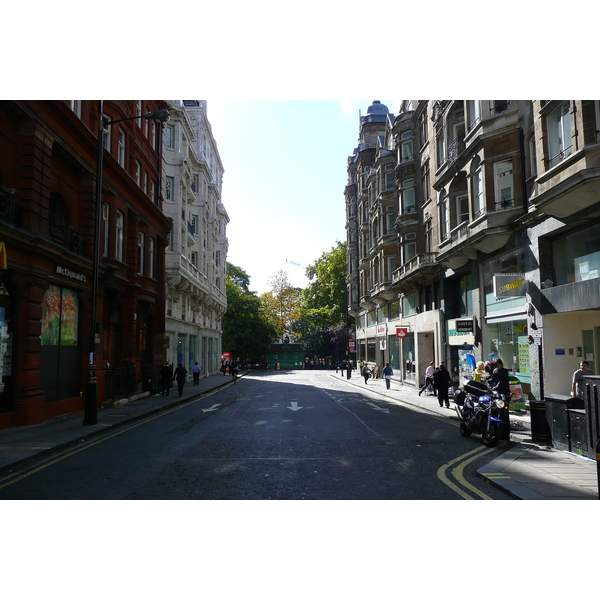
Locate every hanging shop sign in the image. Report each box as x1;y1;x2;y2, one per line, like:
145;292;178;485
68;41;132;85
376;324;387;336
447;318;476;346
493;273;526;300
396;327;409;338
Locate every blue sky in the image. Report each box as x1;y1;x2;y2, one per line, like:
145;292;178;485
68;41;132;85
208;100;399;295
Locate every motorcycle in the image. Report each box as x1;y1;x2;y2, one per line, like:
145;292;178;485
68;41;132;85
453;379;509;447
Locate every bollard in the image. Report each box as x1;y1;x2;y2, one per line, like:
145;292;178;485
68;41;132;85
597;437;600;500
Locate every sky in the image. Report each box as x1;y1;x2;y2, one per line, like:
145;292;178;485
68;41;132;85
207;100;400;295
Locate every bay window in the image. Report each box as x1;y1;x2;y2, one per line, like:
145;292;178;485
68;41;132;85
548;102;573;168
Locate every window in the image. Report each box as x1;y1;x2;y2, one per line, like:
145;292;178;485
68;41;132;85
117;128;126;167
436;129;445;167
456;194;469;224
467;100;480;128
165;176;174;201
386;255;397;280
135;161;141;186
69;101;81;117
491;101;509;114
192;174;199;193
136;101;143;121
421;161;430;204
419;110;428;147
102;114;111;151
384;165;394;190
191;215;197;234
149;237;155;278
190;251;198;268
404;242;417;263
548;102;573;168
401;179;416;213
386;212;395;235
400;132;414;163
472;162;484;217
116;210;124;261
165;125;174;148
552;222;600;285
494;161;514;208
150;180;155;204
439;193;450;241
102;203;109;257
137;232;145;275
143;171;148;195
424;218;433;253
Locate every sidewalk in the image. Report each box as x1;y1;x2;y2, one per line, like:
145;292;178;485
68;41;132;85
1;370;598;499
333;369;599;500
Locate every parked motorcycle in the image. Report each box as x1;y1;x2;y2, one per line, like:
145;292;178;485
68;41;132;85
453;380;509;447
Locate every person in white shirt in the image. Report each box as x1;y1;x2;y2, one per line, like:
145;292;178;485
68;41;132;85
418;362;436;397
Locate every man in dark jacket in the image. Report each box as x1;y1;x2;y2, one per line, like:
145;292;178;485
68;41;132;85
173;362;188;397
433;362;452;408
492;358;511;440
160;362;173;396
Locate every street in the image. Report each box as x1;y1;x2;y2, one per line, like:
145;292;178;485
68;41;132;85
0;370;513;500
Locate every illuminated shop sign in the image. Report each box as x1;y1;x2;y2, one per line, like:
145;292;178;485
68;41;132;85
493;273;526;299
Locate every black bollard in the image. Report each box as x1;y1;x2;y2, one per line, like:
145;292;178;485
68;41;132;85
597;437;600;500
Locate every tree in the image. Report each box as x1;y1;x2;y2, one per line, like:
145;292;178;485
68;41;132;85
292;242;353;359
222;263;277;361
260;270;303;343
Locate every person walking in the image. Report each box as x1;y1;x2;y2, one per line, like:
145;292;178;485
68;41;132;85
346;360;353;380
230;358;239;382
572;360;594;399
433;362;452;408
173;362;188;397
362;363;371;384
383;362;393;389
192;361;201;385
491;358;511;440
418;362;436;396
160;362;173;396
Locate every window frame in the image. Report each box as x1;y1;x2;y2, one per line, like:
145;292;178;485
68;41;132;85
494;160;514;208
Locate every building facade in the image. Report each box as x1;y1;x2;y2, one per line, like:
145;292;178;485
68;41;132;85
0;100;170;428
162;101;228;377
347;100;600;403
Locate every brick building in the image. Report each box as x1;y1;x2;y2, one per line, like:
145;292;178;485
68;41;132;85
0;100;171;428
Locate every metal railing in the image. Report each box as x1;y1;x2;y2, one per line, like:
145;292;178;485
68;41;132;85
104;365;137;402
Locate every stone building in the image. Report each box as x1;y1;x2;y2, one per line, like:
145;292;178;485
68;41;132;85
162;101;228;377
347;100;600;404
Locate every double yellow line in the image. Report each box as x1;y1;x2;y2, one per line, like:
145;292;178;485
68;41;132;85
437;445;496;500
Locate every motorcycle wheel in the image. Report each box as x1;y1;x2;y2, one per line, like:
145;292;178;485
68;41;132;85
482;422;502;447
459;422;472;438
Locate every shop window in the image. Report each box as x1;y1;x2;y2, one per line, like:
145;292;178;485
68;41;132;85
552;222;600;285
0;290;15;413
40;285;80;403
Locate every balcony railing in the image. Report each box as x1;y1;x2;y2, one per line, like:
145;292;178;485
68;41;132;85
447;136;466;163
392;252;438;284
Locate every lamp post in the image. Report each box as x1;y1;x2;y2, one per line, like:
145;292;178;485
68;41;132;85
83;102;170;425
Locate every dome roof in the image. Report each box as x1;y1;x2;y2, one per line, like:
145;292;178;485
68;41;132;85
367;100;389;115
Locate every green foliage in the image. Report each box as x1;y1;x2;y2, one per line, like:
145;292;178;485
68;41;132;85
222;263;277;360
260;270;303;342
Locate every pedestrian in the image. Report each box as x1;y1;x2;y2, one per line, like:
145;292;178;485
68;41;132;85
491;358;511;440
572;360;594;399
346;360;353;380
192;361;201;385
418;361;436;396
221;358;229;375
362;363;371;384
473;361;489;383
383;362;393;389
433;362;452;408
373;363;380;379
160;362;173;396
173;362;188;397
230;358;239;382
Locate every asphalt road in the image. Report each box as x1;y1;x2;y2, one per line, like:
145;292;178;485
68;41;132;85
0;370;513;500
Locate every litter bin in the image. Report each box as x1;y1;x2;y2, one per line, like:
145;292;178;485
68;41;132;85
529;400;551;444
545;394;584;451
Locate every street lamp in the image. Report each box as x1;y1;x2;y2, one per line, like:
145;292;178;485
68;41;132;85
83;102;170;425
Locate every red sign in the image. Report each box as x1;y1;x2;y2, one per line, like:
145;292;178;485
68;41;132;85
396;327;409;338
349;340;355;349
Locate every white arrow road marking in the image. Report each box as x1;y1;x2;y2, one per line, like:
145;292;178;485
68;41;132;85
365;402;390;414
201;403;221;413
287;402;303;412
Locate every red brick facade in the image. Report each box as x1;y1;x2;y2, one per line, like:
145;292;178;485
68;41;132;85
0;100;170;428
